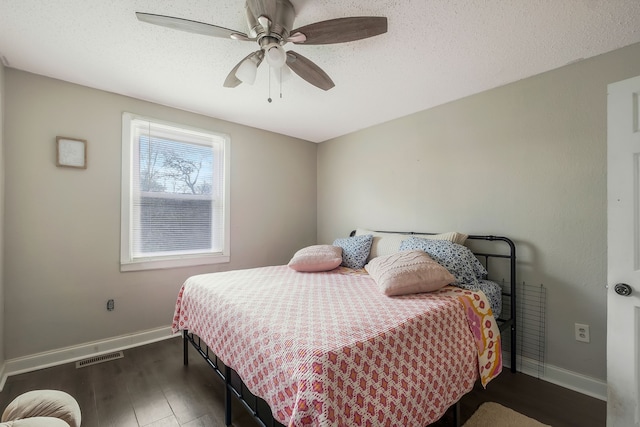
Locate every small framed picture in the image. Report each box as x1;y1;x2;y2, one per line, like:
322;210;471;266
56;137;87;169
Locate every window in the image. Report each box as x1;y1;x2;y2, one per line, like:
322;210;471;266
121;113;230;271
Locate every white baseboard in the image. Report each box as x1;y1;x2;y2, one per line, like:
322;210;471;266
1;326;179;389
503;351;607;401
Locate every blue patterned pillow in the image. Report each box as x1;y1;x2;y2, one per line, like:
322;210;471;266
333;234;373;269
398;237;487;286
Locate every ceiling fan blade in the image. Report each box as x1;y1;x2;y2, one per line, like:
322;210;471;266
246;0;277;21
224;50;264;88
286;51;335;91
289;16;387;45
136;12;250;40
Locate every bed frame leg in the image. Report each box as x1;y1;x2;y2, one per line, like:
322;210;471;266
225;365;232;426
511;324;517;372
452;400;461;427
183;331;189;366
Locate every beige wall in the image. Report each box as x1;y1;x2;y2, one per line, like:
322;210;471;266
318;42;640;382
3;69;317;359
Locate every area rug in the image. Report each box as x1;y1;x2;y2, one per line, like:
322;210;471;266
463;402;551;427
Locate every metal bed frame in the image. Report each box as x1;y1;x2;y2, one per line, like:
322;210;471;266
182;232;517;427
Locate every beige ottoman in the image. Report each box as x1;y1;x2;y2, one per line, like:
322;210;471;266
0;390;81;427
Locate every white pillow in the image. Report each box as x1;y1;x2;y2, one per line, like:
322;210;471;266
287;245;343;272
355;228;469;261
365;250;455;296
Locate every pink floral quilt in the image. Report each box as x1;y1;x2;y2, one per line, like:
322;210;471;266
172;265;502;426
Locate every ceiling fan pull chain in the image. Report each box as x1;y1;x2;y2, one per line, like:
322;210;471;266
268;66;272;103
280;68;283;99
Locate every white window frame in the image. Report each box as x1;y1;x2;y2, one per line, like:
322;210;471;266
121;112;230;271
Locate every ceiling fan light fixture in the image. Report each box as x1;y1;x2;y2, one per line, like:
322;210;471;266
264;43;286;68
236;56;258;84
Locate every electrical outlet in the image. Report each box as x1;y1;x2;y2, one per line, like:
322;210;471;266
575;323;590;343
107;299;115;311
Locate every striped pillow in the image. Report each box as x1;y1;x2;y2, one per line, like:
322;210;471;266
355;228;469;261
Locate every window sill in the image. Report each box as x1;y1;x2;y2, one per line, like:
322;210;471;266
120;254;230;272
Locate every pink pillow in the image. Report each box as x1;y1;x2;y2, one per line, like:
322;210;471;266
288;245;343;272
365;250;455;296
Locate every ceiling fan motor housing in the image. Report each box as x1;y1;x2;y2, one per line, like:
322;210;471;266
245;0;295;42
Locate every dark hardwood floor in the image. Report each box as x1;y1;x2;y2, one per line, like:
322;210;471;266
0;337;605;426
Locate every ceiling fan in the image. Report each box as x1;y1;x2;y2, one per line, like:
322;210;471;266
136;0;387;91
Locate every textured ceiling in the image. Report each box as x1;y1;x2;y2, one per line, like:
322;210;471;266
1;1;640;143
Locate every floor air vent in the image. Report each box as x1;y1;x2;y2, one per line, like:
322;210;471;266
75;351;124;368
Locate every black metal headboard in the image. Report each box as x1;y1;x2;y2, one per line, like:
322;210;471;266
349;230;517;372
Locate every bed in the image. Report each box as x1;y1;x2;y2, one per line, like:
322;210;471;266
172;230;517;427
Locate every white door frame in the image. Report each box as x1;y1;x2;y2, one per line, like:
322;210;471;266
607;75;640;427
